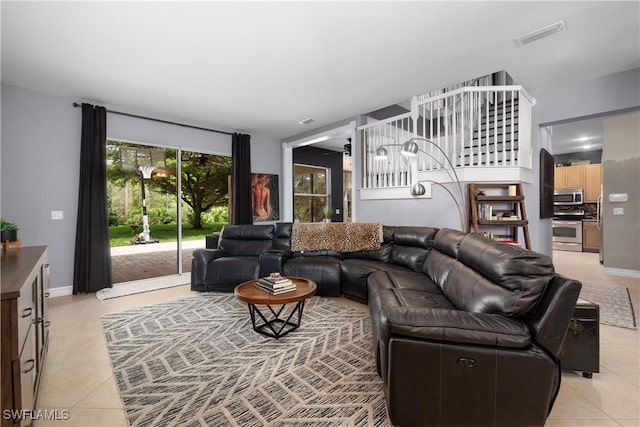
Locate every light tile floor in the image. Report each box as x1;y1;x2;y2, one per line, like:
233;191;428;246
35;251;639;426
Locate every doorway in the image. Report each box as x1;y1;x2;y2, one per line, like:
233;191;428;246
282;121;357;222
545;109;640;276
106;141;231;284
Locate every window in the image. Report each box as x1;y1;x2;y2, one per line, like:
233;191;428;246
293;164;330;223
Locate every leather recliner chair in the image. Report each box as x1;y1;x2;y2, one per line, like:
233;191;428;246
190;224;275;292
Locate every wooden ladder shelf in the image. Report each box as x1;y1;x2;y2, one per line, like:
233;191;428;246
468;183;531;250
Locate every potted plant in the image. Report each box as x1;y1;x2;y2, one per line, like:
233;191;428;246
1;219;19;242
322;206;333;223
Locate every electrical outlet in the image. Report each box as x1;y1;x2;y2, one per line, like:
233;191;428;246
51;211;64;220
613;207;624;216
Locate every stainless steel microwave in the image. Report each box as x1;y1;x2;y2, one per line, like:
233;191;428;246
554;189;583;205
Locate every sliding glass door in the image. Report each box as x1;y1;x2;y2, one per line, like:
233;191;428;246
106;141;231;283
179;151;232;276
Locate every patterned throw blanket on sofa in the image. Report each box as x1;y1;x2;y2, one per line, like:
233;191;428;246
291;222;383;253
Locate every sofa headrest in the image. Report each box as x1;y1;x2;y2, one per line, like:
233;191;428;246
219;224;274;256
273;222;292;250
454;233;554;318
390;226;438;249
388;226;439;272
432;228;466;258
458;233;554;294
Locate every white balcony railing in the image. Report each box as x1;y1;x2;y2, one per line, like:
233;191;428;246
359;85;534;194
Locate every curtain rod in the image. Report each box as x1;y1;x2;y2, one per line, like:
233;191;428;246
72;102;234;136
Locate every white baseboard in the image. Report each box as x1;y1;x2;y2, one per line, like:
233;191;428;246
96;275;188;300
48;276;189;299
48;285;73;298
603;267;640;279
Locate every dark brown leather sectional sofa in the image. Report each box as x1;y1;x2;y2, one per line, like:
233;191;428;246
191;223;581;426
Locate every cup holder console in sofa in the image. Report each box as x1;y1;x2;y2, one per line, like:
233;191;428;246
191;223;581;426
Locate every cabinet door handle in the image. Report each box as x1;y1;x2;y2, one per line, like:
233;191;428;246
22;359;35;374
22;307;33;318
44;292;50;298
44;321;51;327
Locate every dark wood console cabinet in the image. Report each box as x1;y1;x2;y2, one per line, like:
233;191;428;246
1;246;49;426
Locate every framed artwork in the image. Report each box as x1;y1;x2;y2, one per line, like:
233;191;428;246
252;173;280;221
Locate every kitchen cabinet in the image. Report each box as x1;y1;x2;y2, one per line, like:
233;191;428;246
582;220;600;253
554;165;585;190
554;164;602;202
584;164;602;203
1;246;49;427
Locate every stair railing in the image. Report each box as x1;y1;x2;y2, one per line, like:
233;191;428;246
359;85;534;190
361;112;414;189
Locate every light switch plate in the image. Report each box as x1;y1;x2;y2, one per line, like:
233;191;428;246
613;207;624;216
51;210;64;220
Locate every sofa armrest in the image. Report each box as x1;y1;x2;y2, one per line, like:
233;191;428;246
527;274;581;357
191;248;227;290
259;248;291;277
379;307;531;349
192;248;227;264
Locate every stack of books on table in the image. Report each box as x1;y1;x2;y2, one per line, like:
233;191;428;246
255;276;297;295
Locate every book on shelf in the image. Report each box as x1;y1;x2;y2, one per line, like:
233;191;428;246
499;240;521;247
497;215;520;221
254;282;297;295
258;277;293;289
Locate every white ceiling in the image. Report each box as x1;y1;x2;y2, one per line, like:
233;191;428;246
2;2;639;140
547;117;604;156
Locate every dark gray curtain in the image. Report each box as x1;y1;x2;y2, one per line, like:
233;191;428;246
72;103;112;293
231;133;253;224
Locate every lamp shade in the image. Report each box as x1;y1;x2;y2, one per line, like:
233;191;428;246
410;182;426;196
402;140;419;156
374;147;388;159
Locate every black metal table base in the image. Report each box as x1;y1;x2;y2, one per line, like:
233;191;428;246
247;300;305;339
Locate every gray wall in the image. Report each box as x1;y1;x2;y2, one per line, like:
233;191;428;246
531;67;640;256
1;84;281;289
602;112;640;272
355;185;464;231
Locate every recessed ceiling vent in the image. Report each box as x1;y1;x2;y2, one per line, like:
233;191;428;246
299;118;316;125
515;20;566;46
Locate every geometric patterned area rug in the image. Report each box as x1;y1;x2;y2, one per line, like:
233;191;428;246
102;294;392;426
579;282;637;329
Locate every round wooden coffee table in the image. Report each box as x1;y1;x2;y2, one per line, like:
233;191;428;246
234;277;317;339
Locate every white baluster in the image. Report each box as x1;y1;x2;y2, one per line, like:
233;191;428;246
502;89;507;166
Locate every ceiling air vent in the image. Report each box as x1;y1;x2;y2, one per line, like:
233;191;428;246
299;118;316;125
515;21;566;46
